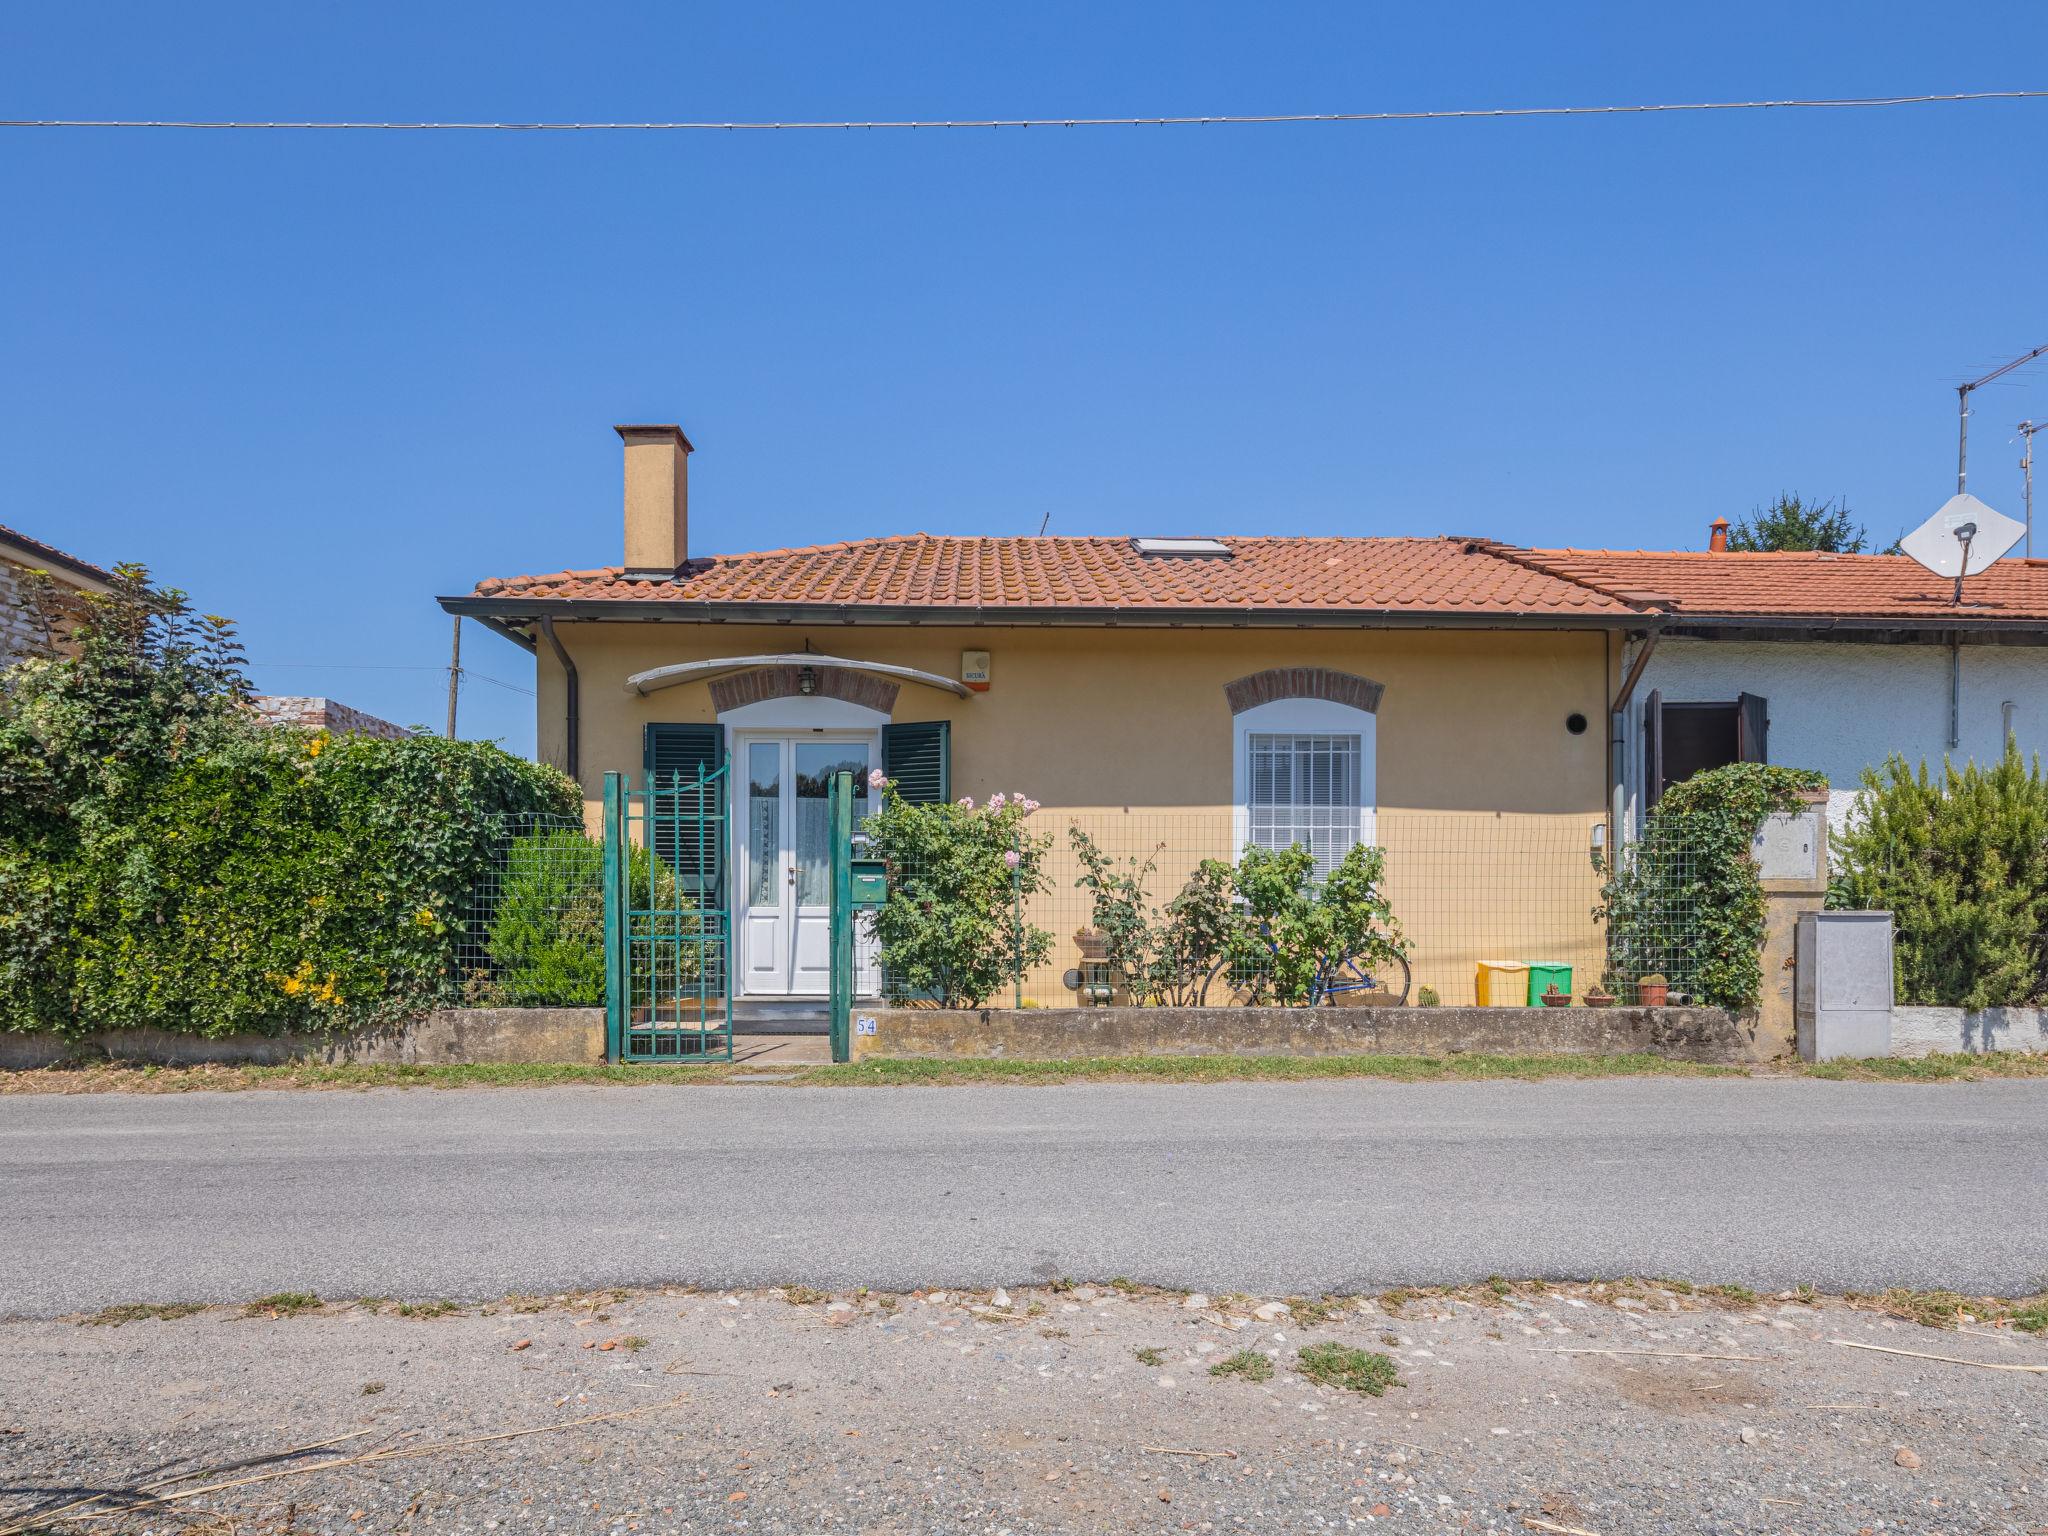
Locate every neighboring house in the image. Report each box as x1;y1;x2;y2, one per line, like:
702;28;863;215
0;522;114;662
441;423;2048;1006
1522;532;2048;837
251;696;411;741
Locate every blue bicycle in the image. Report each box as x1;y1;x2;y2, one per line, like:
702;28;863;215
1197;923;1411;1007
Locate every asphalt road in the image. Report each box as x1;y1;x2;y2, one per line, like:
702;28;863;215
4;1078;2045;1316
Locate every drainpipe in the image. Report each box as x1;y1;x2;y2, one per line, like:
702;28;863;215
538;616;580;783
1948;633;1961;751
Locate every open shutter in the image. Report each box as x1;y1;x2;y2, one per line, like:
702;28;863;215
1736;692;1769;763
643;723;724;894
882;720;950;804
1642;690;1664;814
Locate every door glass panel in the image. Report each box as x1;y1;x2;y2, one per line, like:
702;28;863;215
746;742;780;908
795;743;871;906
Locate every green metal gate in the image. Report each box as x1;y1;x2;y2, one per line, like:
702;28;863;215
602;763;733;1062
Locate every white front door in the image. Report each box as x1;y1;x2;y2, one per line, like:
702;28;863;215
736;735;880;997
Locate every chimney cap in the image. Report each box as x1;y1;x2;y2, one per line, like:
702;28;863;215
1708;516;1731;554
614;423;695;452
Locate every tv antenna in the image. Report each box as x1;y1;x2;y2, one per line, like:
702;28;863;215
1956;343;2048;492
2021;419;2044;558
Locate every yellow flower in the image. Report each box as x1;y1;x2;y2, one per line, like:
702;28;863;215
306;733;326;758
414;907;436;928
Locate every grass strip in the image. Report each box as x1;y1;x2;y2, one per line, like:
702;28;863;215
3;1050;2045;1093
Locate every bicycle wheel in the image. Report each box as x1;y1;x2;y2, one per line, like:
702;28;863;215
1198;955;1232;1007
1321;951;1411;1006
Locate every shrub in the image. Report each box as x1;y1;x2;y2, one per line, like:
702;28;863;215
477;828;690;1007
862;784;1054;1008
1069;830;1234;1005
0;566;577;1037
1833;743;2048;1007
1598;763;1825;1011
1226;842;1405;1005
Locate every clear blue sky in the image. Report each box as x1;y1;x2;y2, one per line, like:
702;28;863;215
5;2;2046;754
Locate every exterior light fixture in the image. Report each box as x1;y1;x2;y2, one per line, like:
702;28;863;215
798;665;817;696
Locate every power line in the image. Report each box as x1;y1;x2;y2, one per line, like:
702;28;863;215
252;661;534;696
3;89;2044;134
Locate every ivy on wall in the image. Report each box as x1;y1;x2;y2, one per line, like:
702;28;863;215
1599;762;1826;1011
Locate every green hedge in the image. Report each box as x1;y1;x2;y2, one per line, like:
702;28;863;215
0;563;579;1038
3;730;578;1038
1833;743;2048;1008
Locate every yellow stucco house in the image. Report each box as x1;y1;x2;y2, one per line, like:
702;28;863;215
444;425;1654;1009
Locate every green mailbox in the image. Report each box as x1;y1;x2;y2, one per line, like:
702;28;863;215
849;858;889;909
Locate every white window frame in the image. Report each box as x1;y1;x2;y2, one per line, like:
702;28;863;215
1231;697;1377;865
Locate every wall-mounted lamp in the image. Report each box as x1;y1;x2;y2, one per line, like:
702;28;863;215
798;666;817;696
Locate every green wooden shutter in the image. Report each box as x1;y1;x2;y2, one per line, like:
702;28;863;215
882;720;950;803
643;723;725;892
644;722;724;784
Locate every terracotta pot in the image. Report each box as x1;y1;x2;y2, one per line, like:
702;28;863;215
1636;982;1669;1007
1583;991;1615;1009
1539;991;1570;1008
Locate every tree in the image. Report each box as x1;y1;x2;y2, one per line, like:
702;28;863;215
1725;494;1868;554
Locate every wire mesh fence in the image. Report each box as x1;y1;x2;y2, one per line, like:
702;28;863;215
862;808;1645;1009
455;811;608;1007
1595;829;1710;1005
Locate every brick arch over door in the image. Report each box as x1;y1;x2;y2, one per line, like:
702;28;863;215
708;665;901;715
1223;667;1383;715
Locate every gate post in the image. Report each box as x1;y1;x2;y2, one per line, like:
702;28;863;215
602;771;625;1062
828;770;854;1064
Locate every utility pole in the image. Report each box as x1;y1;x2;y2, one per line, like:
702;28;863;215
2022;420;2044;558
1956;343;2048;492
445;616;462;739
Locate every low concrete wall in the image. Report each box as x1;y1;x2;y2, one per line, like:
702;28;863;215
849;1004;1756;1064
1890;1006;2048;1058
0;1008;605;1070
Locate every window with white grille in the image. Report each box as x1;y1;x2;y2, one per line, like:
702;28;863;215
1246;732;1362;875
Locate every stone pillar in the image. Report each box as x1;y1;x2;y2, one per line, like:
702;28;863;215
1753;788;1830;1058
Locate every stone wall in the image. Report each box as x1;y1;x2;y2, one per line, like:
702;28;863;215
0;1008;603;1070
251;696;413;740
1889;1007;2048;1058
849;1004;1757;1064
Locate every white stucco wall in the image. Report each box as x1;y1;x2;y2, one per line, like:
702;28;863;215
1616;637;2048;838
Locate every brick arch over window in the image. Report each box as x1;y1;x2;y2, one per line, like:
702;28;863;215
1223;667;1383;716
708;665;900;715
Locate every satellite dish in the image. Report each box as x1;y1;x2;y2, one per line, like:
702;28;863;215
1898;493;2025;580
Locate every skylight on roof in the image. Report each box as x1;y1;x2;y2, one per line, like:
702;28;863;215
1132;537;1232;557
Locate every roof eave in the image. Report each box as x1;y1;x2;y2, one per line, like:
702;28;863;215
436;594;1649;630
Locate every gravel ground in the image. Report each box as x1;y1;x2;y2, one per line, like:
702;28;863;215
3;1283;2042;1535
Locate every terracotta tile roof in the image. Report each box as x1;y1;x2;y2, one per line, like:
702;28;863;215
0;522;113;587
1518;548;2048;623
464;535;1643;618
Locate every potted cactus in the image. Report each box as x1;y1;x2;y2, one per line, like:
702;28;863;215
1635;973;1670;1007
1539;982;1571;1008
1583;982;1616;1008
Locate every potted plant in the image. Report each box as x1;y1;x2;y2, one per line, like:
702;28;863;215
1539;983;1571;1008
1415;985;1440;1007
1582;982;1616;1008
1635;973;1669;1007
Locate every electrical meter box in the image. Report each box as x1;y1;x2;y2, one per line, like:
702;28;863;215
1795;910;1894;1061
849;859;889;909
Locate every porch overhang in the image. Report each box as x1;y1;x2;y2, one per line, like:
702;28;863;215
622;653;974;698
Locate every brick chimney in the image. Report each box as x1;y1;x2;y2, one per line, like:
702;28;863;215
1708;517;1730;554
616;424;692;580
